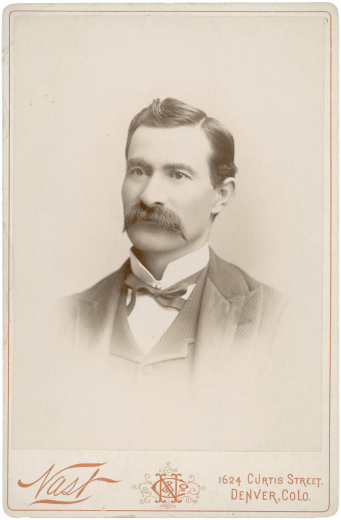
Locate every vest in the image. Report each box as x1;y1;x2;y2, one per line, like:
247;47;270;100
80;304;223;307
110;266;209;378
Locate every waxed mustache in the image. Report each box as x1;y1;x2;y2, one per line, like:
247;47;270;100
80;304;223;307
123;202;187;240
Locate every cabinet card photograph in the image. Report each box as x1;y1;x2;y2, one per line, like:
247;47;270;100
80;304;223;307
3;2;338;516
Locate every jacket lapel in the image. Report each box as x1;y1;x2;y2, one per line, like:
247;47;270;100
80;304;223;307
193;250;263;380
232;285;263;351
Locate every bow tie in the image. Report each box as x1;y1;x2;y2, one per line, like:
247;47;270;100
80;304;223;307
124;269;204;316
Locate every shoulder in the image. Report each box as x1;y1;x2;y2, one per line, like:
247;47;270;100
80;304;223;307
235;263;287;310
66;259;130;305
53;260;130;343
209;249;287;312
56;259;130;326
209;249;289;347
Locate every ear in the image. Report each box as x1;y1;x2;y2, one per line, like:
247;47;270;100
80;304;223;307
211;178;236;216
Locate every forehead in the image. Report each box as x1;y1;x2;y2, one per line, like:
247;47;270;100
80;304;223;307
127;125;212;171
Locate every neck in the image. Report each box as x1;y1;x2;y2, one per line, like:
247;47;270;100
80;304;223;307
132;239;208;280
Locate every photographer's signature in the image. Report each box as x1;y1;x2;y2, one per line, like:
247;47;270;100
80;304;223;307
18;462;120;505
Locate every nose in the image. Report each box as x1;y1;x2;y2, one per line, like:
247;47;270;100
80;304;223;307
139;173;167;207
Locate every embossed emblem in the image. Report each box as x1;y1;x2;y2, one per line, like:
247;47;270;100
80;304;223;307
132;462;206;509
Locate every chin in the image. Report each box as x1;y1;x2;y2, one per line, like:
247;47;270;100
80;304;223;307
126;225;185;253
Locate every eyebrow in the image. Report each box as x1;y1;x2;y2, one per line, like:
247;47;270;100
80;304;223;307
126;157;152;171
126;158;196;176
163;163;196;175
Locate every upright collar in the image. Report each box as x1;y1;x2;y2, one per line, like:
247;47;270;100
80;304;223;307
129;243;210;290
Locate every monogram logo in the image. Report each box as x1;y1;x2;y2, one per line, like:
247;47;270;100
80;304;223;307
133;462;206;509
151;473;188;503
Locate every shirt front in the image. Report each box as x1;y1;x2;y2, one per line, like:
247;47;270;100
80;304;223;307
127;243;210;355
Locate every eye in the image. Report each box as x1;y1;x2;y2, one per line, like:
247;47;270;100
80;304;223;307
129;167;146;176
170;171;189;180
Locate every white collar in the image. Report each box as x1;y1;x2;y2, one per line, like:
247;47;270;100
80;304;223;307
129;243;210;290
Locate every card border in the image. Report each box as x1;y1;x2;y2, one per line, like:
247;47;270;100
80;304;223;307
4;4;337;514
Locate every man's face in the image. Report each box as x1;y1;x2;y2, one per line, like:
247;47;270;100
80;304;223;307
122;125;225;254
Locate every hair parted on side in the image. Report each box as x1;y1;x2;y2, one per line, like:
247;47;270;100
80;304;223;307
125;98;237;187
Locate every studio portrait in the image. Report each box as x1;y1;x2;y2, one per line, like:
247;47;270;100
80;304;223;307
10;11;324;452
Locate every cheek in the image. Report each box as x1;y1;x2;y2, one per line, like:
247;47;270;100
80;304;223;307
122;179;137;206
180;191;216;226
188;188;216;212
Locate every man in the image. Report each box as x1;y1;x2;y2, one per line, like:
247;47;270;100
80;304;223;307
62;98;287;381
53;98;319;450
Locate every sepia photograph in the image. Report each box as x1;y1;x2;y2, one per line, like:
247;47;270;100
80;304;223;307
3;3;338;515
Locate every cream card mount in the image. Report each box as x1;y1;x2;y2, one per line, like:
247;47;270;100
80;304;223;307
2;3;339;517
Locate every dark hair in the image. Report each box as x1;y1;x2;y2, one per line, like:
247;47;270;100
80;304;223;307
125;98;237;187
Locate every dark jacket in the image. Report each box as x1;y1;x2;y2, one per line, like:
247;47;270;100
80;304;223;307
60;249;287;375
